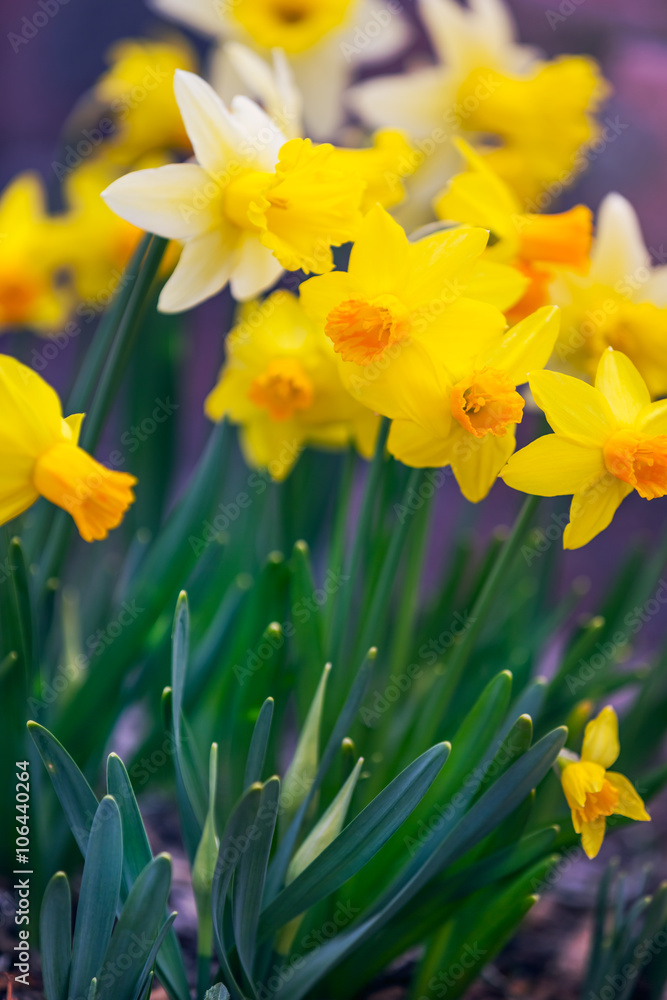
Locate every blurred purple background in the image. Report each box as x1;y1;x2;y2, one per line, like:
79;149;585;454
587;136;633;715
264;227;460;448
0;0;666;625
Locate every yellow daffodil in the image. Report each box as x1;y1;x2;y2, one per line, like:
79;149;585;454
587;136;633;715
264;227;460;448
150;0;408;138
551;193;667;398
501;349;667;548
94;36;197;164
204;290;378;479
299;205;553;501
0;356;136;541
435;139;592;322
102;70;371;310
349;0;607;221
0;174;72;334
559;706;649;859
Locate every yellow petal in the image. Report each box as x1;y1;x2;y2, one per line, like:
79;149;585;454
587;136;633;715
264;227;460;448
501;434;603;496
0;355;63;455
529;370;615;445
412;297;507;379
240;419;305;481
463;260;529;312
581;817;606;859
63;414;85;445
581;706;619;768
451;427;516;503
564;476;632;549
102;163;218;240
561;760;606;809
606;772;651;822
403;226;490;311
595;350;651;426
0;486;40;528
388;419;453;468
299;270;359;327
348;204;410;298
487;305;560;384
638;398;667;436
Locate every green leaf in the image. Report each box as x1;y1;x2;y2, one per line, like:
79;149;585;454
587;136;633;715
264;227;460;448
260;741;450;936
281;663;330;833
134;913;177;1000
211;783;263;1000
244;698;274;789
289;541;325;715
28;722;98;855
96;854;173;1000
233;776;280;986
40;872;71;1000
193;743;220;996
68;796;123;1000
265;646;376;902
106;754;189;1000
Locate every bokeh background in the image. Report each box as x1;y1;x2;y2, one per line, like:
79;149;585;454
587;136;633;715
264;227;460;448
0;0;666;630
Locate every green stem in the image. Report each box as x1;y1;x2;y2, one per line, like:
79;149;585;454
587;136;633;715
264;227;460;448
354;467;426;664
387;488;433;678
329;417;390;669
36;236;168;593
323;447;356;653
416;494;539;751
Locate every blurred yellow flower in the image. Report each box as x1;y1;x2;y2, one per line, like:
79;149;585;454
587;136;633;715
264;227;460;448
102;71;376;310
435;139;592;322
552;193;667;398
94;36;197;163
56;162;144;303
151;0;408;138
501;349;667;548
300;205;552;500
560;706;649;859
0;174;72;335
349;0;607;220
0;356;136;541
204;290;378;479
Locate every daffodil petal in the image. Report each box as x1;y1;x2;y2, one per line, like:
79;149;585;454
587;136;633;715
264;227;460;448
158;229;238;313
487;305;560;384
0;355;63;454
102;163;217;240
451;427;516;503
580;817;606;859
0;485;40;527
529;370;615;445
414;297;507;379
348;205;410;298
240;420;305;481
463;260;528;311
63;414;85;445
581;706;619;769
563;476;632;549
299;271;360;327
174;70;256;176
561;760;606;809
388;419;454;468
595;350;651;426
501;434;603;496
404;226;490;310
230;234;284;301
638;399;667;436
589;193;650;287
606;772;651;822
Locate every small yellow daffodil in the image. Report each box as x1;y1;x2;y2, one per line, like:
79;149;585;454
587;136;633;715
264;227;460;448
204;290;378;480
501;349;667;548
435;139;592;322
552;193;667;398
94;36;198;164
102;71;369;310
300;205;556;501
560;706;650;859
0;174;72;334
0;356;136;541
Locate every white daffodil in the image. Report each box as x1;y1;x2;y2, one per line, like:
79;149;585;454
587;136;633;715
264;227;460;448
552;193;667;398
101;70;366;312
348;0;605;223
222;43;303;139
148;0;409;138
